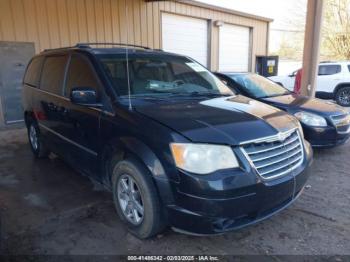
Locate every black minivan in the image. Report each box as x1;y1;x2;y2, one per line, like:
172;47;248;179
22;44;313;238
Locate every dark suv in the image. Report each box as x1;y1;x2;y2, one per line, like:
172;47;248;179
22;44;313;238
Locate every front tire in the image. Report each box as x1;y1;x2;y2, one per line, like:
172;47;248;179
111;158;166;239
335;86;350;107
27;119;49;158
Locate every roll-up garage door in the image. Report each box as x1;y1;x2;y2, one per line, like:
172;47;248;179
162;13;208;67
219;24;251;72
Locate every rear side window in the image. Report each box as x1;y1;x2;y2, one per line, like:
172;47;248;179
40;56;68;95
65;54;100;97
348;65;350;72
23;57;44;87
318;65;341;75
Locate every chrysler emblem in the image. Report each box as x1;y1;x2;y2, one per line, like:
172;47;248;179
277;132;287;141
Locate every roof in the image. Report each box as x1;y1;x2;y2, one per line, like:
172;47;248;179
320;61;350;64
156;0;273;22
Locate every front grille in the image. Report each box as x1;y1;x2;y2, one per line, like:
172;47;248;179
331;114;350;134
241;130;304;180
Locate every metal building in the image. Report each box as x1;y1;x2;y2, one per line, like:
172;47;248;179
0;0;272;126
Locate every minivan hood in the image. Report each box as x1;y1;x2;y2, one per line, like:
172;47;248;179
134;95;298;145
261;94;348;116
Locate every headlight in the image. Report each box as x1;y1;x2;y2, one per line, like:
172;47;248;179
170;143;239;174
294;111;327;127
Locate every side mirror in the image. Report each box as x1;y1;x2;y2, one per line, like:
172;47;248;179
70;87;102;107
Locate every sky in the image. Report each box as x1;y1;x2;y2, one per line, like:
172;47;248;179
195;0;307;30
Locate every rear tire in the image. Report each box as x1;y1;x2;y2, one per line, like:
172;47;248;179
111;158;166;239
335;86;350;107
27;119;49;158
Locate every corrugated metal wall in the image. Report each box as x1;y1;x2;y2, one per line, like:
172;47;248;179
0;0;269;71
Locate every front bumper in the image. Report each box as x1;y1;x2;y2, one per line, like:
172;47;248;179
303;125;350;148
165;142;313;235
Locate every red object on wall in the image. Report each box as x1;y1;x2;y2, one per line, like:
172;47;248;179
294;69;303;94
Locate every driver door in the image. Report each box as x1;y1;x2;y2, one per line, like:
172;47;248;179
59;54;102;179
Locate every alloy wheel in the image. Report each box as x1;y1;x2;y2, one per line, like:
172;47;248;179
338;89;350;106
117;174;144;225
29;125;38;151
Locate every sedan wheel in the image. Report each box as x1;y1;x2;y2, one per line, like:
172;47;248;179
336;87;350;107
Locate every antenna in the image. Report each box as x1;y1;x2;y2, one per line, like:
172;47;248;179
125;3;132;111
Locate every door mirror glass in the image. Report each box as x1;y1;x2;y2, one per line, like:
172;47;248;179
70;87;101;107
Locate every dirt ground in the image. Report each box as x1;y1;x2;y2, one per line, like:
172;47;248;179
0;128;349;256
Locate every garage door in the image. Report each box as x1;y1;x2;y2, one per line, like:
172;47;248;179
219;24;251;72
162;13;208;66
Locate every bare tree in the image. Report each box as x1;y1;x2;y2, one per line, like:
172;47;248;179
322;0;350;60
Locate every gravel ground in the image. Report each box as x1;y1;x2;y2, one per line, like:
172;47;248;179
0;128;349;256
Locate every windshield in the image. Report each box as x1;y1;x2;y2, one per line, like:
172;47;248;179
98;54;233;97
229;74;291;98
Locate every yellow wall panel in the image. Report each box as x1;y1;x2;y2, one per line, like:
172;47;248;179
11;0;28;41
111;0;121;43
1;0;16;40
139;0;148;46
85;0;97;43
76;0;89;42
56;0;70;48
103;0;113;43
46;0;60;48
34;0;51;50
22;0;40;51
0;0;269;71
146;1;153;48
133;0;141;45
118;0;127;43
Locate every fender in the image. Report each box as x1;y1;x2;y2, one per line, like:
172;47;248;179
120;137;167;178
104;136;175;205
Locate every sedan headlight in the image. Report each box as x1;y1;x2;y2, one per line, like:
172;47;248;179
170;143;239;174
294;111;327;127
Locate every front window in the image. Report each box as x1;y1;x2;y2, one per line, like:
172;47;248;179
98;54;233;97
229;74;291;99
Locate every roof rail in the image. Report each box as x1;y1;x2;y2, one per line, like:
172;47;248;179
43;45;76;52
76;43;151;50
42;43;155;53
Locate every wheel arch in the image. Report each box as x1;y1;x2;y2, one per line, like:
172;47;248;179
24;111;35;127
334;83;350;96
101;136;174;205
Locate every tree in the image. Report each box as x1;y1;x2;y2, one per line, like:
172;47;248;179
322;0;350;60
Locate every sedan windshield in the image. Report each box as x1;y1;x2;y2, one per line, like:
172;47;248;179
229;74;291;99
98;53;233;97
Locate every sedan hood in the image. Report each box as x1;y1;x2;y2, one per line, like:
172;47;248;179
134;95;298;145
262;94;348;116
